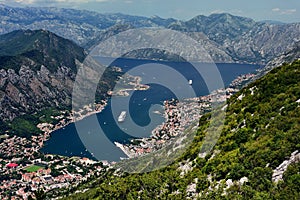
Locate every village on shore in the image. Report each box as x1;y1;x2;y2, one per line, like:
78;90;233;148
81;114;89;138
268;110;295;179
0;72;255;199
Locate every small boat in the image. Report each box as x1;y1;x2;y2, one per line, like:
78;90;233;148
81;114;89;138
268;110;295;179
118;111;126;122
189;80;193;85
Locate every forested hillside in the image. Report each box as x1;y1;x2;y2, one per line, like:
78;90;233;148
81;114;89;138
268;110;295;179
64;60;300;199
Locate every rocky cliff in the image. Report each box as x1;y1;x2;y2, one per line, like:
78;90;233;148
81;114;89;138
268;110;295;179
168;13;300;64
0;30;86;121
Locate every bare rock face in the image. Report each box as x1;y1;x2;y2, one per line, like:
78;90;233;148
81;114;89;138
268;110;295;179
272;150;300;183
0;29;86;122
0;69;7;87
245;41;300;86
228;23;300;64
0;64;76;121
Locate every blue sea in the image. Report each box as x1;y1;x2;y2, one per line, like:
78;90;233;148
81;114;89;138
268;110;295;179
41;58;262;161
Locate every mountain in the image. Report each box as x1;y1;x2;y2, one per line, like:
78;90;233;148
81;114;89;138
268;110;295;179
0;5;299;199
0;29;85;72
246;40;300;85
169;13;300;64
259;20;286;25
0;30;121;138
64;57;300;199
0;4;176;48
226;22;300;63
0;30;83;122
0;5;299;64
169;13;257;44
94;13;299;64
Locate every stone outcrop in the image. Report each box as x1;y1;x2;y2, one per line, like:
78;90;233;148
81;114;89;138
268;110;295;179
272;150;300;183
0;65;75;121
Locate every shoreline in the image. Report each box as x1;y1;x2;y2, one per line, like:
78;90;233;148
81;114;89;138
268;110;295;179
36;75;150;160
37;72;257;161
36;101;109;160
113;73;257;158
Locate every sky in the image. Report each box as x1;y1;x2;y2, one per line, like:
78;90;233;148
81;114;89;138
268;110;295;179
1;0;300;23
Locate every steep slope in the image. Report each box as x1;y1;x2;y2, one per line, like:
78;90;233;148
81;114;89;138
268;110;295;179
64;59;300;199
0;30;84;122
227;22;300;63
0;30;121;139
169;13;300;64
169;13;256;44
0;29;85;72
247;40;300;84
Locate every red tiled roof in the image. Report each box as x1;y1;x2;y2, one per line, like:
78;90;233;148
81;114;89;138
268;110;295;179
7;163;18;168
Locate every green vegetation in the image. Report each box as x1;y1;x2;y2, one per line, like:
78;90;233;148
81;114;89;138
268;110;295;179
1;107;65;138
24;165;44;172
64;60;300;199
0;29;85;72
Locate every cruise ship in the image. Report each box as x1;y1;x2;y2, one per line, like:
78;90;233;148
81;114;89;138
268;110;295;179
118;111;126;122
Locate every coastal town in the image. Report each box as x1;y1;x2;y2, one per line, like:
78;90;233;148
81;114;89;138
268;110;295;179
114;86;238;158
113;73;257;158
0;130;111;199
0;71;256;199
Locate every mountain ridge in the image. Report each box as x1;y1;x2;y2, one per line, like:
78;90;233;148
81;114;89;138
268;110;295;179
0;30;121;138
0;29;85;72
0;5;299;64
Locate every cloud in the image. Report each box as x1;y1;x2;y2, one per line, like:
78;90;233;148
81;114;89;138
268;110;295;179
210;9;225;14
210;9;243;16
15;0;36;3
10;0;108;4
272;8;280;12
124;0;133;3
281;9;297;15
272;8;296;15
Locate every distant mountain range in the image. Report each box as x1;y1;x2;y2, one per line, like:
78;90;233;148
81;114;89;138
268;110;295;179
0;4;299;64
